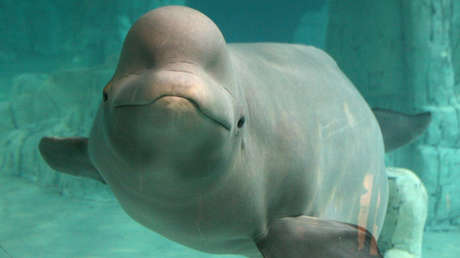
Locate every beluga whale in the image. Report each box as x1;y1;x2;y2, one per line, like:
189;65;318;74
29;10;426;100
39;5;431;258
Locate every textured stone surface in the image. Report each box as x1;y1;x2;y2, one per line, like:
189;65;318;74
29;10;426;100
413;145;460;229
422;229;460;258
0;69;112;198
378;168;428;258
326;0;460;231
453;1;460;98
384;249;414;258
0;101;15;134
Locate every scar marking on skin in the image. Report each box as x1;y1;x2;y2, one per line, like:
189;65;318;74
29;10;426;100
320;102;367;140
344;102;356;127
320;121;352;140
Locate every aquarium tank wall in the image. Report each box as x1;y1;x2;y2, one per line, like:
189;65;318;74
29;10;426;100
0;0;459;257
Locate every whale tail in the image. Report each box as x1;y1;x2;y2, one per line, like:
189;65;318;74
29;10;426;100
372;108;431;153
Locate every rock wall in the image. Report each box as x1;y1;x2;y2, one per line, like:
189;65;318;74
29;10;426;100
326;0;460;229
0;69;113;199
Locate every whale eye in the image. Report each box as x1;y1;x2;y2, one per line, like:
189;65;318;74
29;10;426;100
237;116;245;128
103;91;108;102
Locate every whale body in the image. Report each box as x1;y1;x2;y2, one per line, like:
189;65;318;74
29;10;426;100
39;6;431;258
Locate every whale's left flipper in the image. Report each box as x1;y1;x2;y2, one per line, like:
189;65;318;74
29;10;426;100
255;216;382;258
39;136;106;184
372;108;431;153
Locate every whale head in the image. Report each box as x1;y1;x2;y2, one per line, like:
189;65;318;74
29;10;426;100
95;6;245;177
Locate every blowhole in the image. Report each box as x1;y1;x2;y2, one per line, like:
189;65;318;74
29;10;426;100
237;116;245;128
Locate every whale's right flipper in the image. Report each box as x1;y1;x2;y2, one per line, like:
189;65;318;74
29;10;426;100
39;136;106;184
255;216;382;258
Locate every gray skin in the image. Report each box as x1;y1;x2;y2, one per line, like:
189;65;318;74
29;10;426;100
95;5;385;256
39;5;431;258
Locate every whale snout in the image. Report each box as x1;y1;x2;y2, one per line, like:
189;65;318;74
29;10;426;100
108;70;234;132
112;95;213;135
105;89;232;166
114;94;231;131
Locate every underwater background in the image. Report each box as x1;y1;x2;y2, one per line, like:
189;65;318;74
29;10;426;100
0;0;459;257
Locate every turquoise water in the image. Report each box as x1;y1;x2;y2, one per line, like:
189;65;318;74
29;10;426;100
1;1;459;257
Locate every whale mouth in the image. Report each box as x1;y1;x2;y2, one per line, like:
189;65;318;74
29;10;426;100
115;95;231;131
